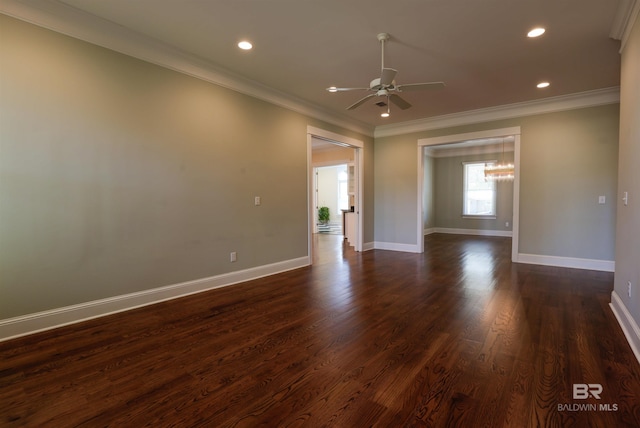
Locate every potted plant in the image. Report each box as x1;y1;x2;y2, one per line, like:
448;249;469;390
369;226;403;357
318;206;330;225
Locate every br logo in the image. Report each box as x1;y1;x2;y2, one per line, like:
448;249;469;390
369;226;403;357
573;384;603;399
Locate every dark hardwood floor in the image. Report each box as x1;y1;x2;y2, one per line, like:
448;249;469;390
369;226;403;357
1;234;639;427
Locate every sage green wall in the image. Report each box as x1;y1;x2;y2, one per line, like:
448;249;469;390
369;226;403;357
433;152;514;231
519;107;618;259
614;14;640;334
0;15;373;319
375;103;619;260
374;133;420;244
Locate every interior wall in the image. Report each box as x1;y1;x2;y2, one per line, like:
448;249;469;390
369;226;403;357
614;13;640;339
374;133;420;244
422;153;435;231
0;15;373;320
433;152;514;232
375;103;619;261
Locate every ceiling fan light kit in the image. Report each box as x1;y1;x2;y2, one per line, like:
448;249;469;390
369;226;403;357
327;33;445;117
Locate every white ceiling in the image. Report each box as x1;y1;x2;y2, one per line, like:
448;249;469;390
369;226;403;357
4;0;629;131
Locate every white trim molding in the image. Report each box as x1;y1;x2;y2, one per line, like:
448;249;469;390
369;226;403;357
307;126;364;149
374;242;421;253
610;291;640;365
0;256;309;342
610;0;640;52
417;127;522;147
307;126;365;254
517;253;615;272
429;228;513;238
362;241;376;251
376;87;620;138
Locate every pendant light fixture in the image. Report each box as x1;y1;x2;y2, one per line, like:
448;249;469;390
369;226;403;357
484;138;514;181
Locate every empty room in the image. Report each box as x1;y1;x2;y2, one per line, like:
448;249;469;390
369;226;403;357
1;1;640;426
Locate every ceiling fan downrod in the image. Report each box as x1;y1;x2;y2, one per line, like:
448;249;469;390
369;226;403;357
377;32;390;72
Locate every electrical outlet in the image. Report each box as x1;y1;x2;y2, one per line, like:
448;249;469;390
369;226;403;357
254;196;261;206
230;252;237;262
505;221;509;227
628;281;632;298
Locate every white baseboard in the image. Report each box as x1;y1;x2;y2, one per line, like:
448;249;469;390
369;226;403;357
0;256;310;342
373;241;421;253
426;227;513;237
362;241;376;251
424;228;436;235
517;253;615;272
610;291;640;365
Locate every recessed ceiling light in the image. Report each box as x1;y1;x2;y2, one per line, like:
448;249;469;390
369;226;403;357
527;27;546;38
537;81;550;88
238;40;253;50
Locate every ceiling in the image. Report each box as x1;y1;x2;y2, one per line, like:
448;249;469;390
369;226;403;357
4;0;629;131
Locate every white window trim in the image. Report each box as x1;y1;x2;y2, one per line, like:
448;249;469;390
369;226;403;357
462;160;497;219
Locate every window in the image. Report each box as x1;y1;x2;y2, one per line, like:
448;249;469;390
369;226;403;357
463;161;496;218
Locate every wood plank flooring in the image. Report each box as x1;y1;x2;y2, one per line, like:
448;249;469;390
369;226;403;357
1;233;639;427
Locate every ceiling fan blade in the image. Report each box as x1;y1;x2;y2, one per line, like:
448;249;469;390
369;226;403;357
346;94;376;110
326;86;370;92
396;82;445;92
389;94;412;110
379;68;397;86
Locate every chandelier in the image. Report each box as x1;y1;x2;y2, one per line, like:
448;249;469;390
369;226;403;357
484;163;515;180
484;138;514;181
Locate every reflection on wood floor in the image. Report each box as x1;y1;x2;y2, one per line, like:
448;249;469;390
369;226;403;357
1;233;639;427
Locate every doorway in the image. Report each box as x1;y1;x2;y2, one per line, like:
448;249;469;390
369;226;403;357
307;126;364;263
417;127;521;261
314;164;350;235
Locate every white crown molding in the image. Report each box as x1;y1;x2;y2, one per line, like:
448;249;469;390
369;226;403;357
375;87;621;138
0;0;624;141
610;0;640;52
0;0;374;137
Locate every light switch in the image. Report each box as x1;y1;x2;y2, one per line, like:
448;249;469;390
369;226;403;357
254;196;261;206
598;196;606;204
623;191;629;206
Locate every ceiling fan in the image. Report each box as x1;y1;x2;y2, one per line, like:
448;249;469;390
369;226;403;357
327;33;445;116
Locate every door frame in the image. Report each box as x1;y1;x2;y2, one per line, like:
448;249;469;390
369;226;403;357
307;126;364;260
417;126;521;262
